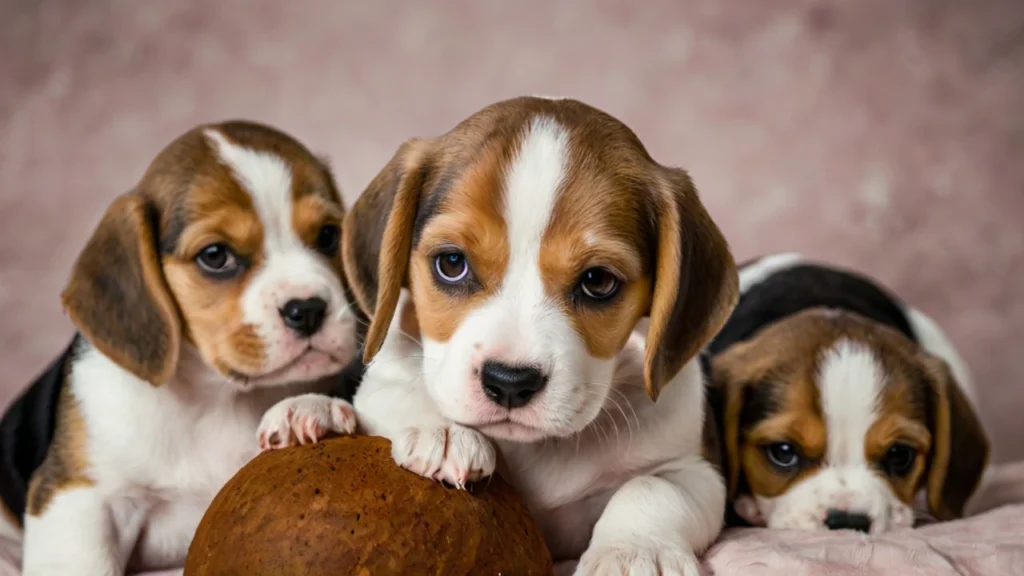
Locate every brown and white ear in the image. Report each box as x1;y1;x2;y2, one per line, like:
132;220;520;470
341;139;434;363
61;192;180;385
708;343;756;500
643;167;739;400
924;355;990;520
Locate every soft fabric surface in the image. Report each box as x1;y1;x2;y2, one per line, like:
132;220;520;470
704;505;1024;575
0;506;1021;575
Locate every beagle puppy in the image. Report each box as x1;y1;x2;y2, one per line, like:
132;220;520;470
705;253;989;533
260;96;739;574
0;121;359;575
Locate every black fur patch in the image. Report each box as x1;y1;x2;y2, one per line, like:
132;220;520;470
708;263;916;356
0;336;81;520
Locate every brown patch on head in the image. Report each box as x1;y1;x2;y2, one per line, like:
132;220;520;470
409;138;512;343
711;307;988;518
160;168;266;374
63;120;346;382
26;386;94;517
712;321;830;499
539;120;656;361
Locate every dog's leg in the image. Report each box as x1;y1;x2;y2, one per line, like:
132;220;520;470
575;457;725;576
354;366;496;489
22;486;134;576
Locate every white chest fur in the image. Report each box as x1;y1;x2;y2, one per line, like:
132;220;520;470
68;346;325;569
498;356;707;560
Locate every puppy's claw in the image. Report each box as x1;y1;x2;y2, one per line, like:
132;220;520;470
257;394;357;450
392;423;495;487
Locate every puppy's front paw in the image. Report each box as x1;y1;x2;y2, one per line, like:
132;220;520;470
392;424;495;488
258;394;356;451
575;543;702;576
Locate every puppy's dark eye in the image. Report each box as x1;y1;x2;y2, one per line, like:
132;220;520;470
577;267;620;301
764;442;802;471
881;443;916;476
196;243;241;278
434;251;470;284
315;224;341;256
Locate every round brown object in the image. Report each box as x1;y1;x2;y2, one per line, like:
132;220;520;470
185;435;553;576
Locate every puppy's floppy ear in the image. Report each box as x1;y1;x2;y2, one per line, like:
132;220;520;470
923;355;989;520
644;168;739;400
341;139;434;363
708;341;757;500
61;192;181;385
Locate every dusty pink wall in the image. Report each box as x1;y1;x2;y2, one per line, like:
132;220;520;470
1;0;1021;458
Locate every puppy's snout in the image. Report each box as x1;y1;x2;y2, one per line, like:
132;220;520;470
279;297;327;337
480;361;547;409
824;509;872;533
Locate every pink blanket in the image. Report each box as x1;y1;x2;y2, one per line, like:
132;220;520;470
704;504;1024;575
2;505;1021;575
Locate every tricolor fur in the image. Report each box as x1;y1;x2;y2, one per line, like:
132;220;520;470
0;121;360;575
706;253;989;533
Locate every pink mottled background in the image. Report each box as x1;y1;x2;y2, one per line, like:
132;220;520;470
1;0;1022;459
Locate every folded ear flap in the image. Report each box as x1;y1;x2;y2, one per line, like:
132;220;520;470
341;139;434;363
644;168;739;400
924;355;990;520
708;343;756;499
61;192;180;385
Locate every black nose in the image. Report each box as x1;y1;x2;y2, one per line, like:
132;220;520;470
480;361;547;409
279;297;328;337
824;509;872;533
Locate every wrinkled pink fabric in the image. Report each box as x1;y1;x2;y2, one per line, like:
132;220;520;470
704;504;1024;575
0;505;1019;575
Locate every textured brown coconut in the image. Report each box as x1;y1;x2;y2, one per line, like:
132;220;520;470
185;435;553;576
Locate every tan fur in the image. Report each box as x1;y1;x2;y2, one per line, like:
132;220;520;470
349;139;436;361
0;501;18;530
62;192;183;386
643;169;738;400
26;387;94;517
711;308;989;519
923;356;989;520
541;157;653;359
411;140;511;343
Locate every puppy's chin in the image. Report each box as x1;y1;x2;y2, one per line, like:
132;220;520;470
477;422;551;443
232;349;348;390
216;341;355;391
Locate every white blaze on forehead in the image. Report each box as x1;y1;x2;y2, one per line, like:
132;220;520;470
204;129;299;252
497;117;570;326
818;339;884;466
503;116;569;255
